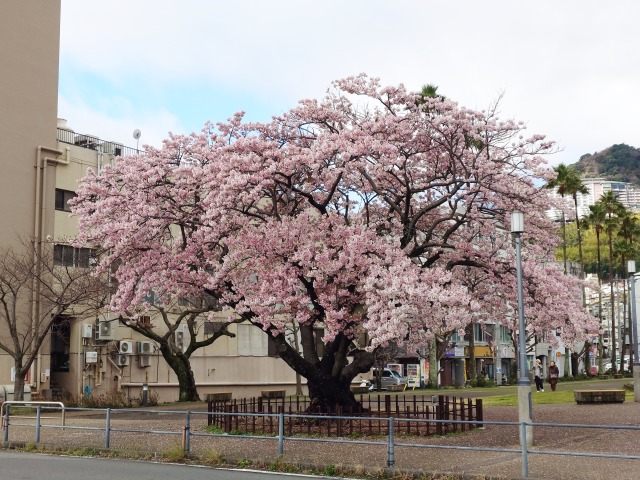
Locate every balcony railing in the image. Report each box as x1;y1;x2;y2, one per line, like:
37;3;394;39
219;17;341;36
57;128;141;157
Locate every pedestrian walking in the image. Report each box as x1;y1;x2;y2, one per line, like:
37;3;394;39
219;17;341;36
548;361;560;391
534;359;544;392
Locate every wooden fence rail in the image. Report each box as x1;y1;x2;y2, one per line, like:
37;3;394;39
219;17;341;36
207;394;483;437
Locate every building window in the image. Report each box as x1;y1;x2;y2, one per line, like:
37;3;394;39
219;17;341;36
55;189;76;212
237;323;267;356
204;321;226;335
473;324;488;343
179;295;220;310
500;326;512;343
53;245;94;268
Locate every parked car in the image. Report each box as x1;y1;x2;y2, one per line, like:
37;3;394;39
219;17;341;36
603;356;631;373
369;368;407;390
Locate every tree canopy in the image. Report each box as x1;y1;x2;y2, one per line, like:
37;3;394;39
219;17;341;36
73;75;596;406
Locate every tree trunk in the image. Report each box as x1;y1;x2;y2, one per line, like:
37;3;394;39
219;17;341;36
564;348;571;377
159;347;199;402
571;351;580;377
270;329;374;410
306;375;363;412
596;229;604;374
429;338;438;388
13;367;27;401
609;233;617;374
466;323;476;384
574;195;590;376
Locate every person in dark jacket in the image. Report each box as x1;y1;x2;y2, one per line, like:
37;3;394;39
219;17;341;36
548;361;560;392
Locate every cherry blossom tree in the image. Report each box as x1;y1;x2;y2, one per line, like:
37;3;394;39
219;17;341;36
73;75;596;408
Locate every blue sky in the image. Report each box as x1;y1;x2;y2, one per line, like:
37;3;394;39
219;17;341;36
59;0;640;166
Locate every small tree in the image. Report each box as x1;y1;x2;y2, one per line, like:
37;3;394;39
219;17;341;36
0;240;107;400
118;297;242;402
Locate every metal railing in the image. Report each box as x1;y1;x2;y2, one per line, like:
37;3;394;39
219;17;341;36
2;402;66;443
3;405;640;478
57;128;141;157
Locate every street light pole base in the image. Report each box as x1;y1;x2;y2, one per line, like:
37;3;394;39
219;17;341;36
634;362;640;402
518;383;533;447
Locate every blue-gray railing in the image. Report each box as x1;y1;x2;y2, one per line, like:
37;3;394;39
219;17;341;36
3;404;640;478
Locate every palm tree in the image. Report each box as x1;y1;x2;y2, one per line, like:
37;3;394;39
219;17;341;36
584;202;607;373
600;192;625;373
546;165;589;375
615;211;640;371
545;164;573;274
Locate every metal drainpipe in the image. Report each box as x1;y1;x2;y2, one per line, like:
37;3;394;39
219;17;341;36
107;356;123;392
30;145;67;394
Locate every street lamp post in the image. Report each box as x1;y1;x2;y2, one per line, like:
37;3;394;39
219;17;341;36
629;260;640;401
512;211;533;448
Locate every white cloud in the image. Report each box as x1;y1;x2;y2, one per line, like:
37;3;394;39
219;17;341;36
60;0;640;164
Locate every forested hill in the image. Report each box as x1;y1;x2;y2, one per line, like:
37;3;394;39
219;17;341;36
570;144;640;185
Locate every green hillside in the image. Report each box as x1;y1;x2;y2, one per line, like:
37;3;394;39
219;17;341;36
571;144;640;185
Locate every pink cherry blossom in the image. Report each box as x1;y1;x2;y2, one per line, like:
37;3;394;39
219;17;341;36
73;75;597;407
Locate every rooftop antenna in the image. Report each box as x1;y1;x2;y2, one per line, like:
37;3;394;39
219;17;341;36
133;129;141;153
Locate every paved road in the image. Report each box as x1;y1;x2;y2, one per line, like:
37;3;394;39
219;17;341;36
0;451;337;480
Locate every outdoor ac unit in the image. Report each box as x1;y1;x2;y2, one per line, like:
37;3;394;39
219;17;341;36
96;321;114;341
102;142;124;156
119;340;134;354
81;324;93;339
175;330;185;352
138;355;151;368
115;354;129;366
137;341;153;354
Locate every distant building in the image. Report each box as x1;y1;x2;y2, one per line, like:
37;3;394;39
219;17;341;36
547;177;640;221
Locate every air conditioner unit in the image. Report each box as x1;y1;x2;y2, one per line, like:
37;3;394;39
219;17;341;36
137;341;153;354
175;323;189;352
175;330;184;352
119;340;134;354
82;324;93;339
115;354;129;366
138;355;151;368
96;321;114;341
102;142;124;156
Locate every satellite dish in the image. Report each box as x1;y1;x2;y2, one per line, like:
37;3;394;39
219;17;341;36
133;129;142;140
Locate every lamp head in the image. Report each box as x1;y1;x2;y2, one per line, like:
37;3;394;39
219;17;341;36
511;211;524;233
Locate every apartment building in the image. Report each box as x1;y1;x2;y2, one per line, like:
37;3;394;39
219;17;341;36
0;0;299;402
548;177;640;222
0;0;62;397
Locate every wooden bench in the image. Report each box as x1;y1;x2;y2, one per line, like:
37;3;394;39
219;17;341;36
574;390;625;404
350;385;370;394
387;385;405;392
205;392;232;402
